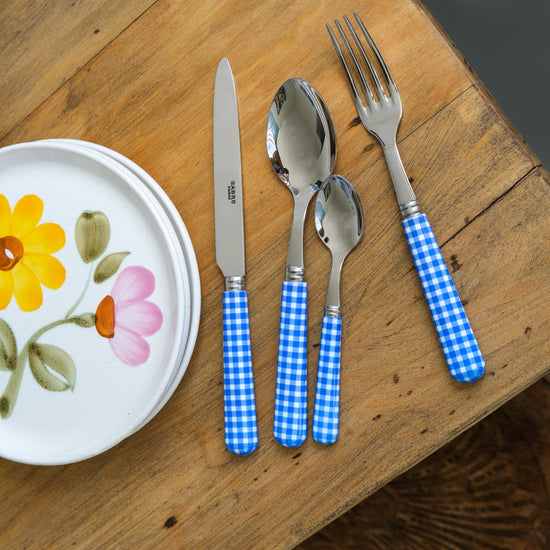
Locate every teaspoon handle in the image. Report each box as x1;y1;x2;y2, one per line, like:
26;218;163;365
402;213;485;383
223;290;258;455
312;315;342;445
273;280;308;447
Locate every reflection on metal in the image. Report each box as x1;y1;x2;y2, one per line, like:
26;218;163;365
315;175;363;317
266;78;337;277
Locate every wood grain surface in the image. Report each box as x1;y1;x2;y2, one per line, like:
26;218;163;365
0;0;549;548
301;375;550;549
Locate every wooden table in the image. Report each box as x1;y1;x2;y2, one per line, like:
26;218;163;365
1;0;549;548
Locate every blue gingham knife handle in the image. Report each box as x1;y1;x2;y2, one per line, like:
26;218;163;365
223;290;258;455
402;214;485;383
313;316;342;445
273;280;308;447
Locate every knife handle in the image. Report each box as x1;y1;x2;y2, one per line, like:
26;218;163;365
402;213;485;383
273;280;308;447
312;315;342;445
223;290;258;455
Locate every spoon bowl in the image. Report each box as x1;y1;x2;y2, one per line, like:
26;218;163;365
266;78;336;447
267;79;336;195
266;78;336;273
315;174;363;315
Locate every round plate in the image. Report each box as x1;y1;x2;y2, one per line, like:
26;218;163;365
45;139;201;427
0;141;197;464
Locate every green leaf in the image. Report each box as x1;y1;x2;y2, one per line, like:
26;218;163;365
0;397;10;419
94;251;130;283
0;319;17;372
28;343;76;392
75;210;110;263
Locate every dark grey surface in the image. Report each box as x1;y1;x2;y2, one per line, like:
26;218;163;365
422;0;550;169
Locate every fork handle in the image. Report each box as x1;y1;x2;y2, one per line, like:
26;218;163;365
223;290;258;455
274;280;308;447
402;214;485;383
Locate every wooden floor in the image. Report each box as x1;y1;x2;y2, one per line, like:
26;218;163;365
299;375;550;549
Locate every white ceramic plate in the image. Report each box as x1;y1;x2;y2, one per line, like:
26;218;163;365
44;139;201;427
0;141;199;464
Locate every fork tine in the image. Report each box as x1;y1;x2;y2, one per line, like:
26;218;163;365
333;19;377;106
353;12;398;95
326;23;364;107
327;21;375;107
342;15;387;102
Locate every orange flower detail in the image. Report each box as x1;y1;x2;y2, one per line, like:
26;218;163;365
0;194;66;312
95;295;115;338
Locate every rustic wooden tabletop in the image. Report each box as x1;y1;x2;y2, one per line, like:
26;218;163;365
1;0;549;548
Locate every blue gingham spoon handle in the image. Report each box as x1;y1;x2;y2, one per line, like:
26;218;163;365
402;214;485;383
273;280;308;447
223;290;258;455
313;316;342;445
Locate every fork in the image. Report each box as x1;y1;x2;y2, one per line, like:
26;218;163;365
327;13;485;383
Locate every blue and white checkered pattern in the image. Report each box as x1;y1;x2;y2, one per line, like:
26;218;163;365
273;280;308;447
312;316;342;445
223;290;258;455
402;214;485;383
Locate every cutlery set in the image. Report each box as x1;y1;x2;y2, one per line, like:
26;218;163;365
214;13;485;456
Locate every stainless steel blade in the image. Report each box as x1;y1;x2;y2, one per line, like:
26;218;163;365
214;57;245;279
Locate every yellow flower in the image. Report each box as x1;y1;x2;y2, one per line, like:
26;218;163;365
0;195;66;312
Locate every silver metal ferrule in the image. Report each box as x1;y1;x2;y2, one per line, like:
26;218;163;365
285;265;305;282
399;199;422;220
324;304;340;318
225;276;244;291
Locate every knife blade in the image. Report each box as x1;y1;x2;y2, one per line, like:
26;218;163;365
213;57;258;455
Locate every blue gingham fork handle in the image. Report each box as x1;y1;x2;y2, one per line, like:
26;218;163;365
273;280;308;447
312;316;342;445
223;290;258;455
402;214;485;383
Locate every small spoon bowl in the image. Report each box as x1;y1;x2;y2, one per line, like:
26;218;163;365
315;174;363;315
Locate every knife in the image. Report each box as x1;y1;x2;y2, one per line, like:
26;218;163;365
213;57;258;455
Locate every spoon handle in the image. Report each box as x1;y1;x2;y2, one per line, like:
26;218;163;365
312;316;342;445
402;214;485;382
223;290;258;455
273;281;308;447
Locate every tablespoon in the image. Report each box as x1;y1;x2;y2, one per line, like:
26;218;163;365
312;175;363;445
266;78;337;447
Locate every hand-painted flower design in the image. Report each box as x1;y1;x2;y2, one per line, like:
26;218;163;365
95;266;163;366
0;194;66;312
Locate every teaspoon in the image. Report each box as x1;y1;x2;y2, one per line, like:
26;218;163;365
312;175;363;445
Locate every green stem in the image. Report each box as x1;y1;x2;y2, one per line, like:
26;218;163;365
65;263;94;318
0;317;80;419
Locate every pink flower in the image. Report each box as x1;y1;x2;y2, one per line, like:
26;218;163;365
95;266;163;366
